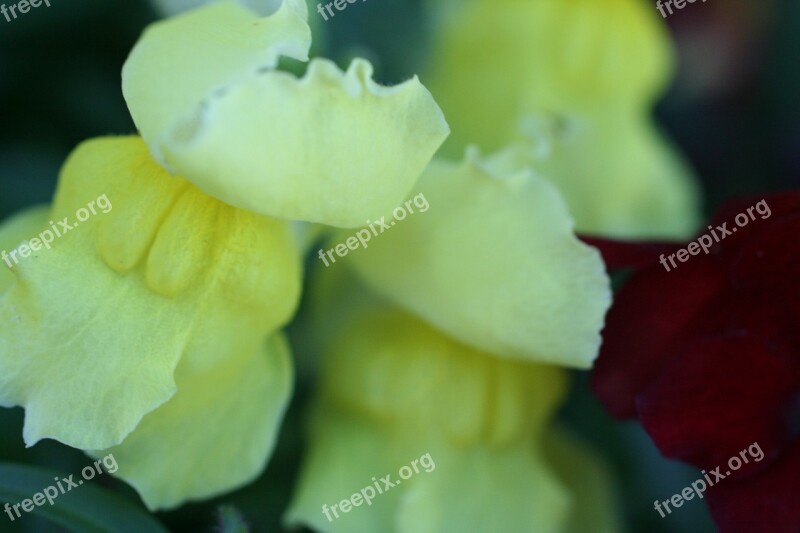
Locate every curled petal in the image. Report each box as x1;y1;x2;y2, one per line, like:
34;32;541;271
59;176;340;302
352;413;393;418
345;149;611;368
124;2;448;226
124;0;309;166
163;58;449;227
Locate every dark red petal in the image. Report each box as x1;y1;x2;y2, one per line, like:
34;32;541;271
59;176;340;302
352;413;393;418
637;335;800;477
707;441;800;533
706;192;800;262
590;256;726;418
729;213;800;293
579;236;683;271
709;191;800;230
585;192;800;273
690;281;800;347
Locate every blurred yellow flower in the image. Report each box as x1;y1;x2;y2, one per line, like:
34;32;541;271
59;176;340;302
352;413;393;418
287;309;619;533
425;0;700;238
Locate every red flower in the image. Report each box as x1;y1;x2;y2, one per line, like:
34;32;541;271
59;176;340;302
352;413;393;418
587;192;800;532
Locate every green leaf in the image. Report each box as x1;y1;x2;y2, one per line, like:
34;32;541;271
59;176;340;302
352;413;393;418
0;463;169;533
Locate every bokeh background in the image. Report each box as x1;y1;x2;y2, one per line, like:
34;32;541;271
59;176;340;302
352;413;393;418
0;0;797;531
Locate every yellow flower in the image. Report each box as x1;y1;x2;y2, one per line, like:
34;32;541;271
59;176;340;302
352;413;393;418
286;142;616;530
123;1;449;227
342;147;611;368
424;0;700;238
287;308;619;532
0;137;300;508
0;205;50;292
0;0;451;509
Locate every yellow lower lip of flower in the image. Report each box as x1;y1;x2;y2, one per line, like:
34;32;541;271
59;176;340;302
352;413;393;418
0;205;52;292
88;332;294;511
0;135;301;451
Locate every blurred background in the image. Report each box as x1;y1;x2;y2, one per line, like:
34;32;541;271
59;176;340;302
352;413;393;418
0;0;797;531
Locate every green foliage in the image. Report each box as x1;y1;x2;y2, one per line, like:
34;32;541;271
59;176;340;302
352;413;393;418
0;463;169;532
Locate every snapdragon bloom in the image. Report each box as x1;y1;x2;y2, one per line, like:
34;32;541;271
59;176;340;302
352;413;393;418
590;192;800;531
0;0;448;509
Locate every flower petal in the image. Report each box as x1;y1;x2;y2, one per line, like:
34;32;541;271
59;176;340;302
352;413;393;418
637;336;800;476
0;136;300;449
124;3;448;226
152;0;284;17
89;332;293;510
543;428;622;533
0;205;51;293
394;443;569;533
707;442;800;532
288;407;571;533
285;406;417;533
163;58;449;227
528;111;700;239
287;308;571;532
321;308;569;443
124;0;309;166
590;256;726;417
425;0;674;154
345;149;611;368
423;0;699;239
